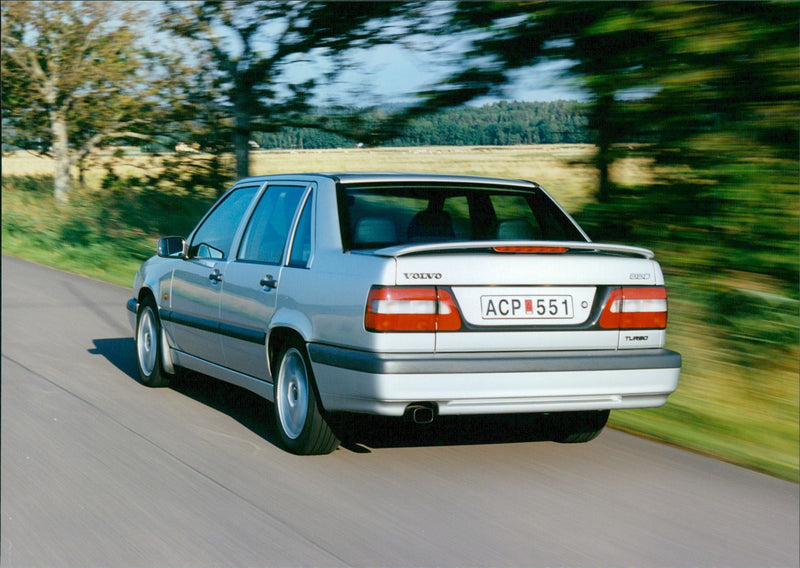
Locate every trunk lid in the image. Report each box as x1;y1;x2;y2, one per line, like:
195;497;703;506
385;242;664;352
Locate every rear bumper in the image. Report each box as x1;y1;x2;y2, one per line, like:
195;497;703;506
308;345;681;416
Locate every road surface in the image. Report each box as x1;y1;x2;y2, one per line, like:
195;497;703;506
2;255;797;567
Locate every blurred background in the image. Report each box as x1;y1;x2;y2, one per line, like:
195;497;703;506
2;1;797;480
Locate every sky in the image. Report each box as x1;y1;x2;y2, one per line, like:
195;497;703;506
145;1;588;108
322;44;587;107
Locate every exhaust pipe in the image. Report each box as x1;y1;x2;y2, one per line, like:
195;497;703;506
406;403;436;424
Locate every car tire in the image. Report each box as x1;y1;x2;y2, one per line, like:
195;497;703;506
135;297;172;388
550;410;610;443
273;340;340;455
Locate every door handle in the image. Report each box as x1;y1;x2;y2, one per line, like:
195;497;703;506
260;275;277;289
209;269;223;283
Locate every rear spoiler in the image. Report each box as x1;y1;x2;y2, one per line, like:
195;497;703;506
372;241;655;259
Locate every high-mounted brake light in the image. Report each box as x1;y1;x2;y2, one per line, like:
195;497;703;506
365;287;462;332
599;287;668;329
493;246;569;254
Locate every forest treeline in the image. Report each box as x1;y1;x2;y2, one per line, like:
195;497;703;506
252;101;589;149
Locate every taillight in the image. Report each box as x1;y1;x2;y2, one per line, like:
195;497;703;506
599;287;668;329
365;287;462;332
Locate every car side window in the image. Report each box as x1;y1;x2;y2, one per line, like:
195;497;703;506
190;186;260;259
238;185;306;264
288;192;313;268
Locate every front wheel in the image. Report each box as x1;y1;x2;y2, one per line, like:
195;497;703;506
135;298;172;388
273;340;339;455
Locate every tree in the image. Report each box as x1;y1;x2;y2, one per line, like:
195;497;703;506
403;2;662;201
1;1;159;203
162;1;421;179
637;2;799;318
416;2;797;204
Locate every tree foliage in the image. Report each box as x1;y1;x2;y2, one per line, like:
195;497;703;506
1;1;162;202
161;0;422;179
404;2;665;200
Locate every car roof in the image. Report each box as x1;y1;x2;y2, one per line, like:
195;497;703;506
234;172;538;188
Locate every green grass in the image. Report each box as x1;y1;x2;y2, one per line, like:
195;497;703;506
3;149;797;482
611;322;798;481
1;174;153;286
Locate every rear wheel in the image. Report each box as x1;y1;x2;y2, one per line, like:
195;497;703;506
135;297;172;388
549;410;610;443
273;339;339;455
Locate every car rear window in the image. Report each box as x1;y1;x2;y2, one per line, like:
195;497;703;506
338;183;585;250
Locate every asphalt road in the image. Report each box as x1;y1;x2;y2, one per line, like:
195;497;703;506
2;254;798;568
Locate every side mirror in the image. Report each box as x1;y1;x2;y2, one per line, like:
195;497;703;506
157;236;187;259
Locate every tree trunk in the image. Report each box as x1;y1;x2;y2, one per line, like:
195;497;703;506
233;110;251;180
597;142;612;203
51;110;71;204
594;94;614;203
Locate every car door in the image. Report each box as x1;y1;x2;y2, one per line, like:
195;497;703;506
167;185;261;366
219;183;311;379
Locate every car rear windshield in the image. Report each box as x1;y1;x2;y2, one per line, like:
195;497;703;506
338;183;586;250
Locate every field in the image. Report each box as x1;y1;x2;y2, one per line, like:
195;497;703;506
2;146;797;481
3;145;605;207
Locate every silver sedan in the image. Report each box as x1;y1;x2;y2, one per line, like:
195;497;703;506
128;173;680;454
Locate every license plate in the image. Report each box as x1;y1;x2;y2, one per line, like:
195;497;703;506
481;295;574;320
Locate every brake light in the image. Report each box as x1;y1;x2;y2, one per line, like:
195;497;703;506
493;246;569;253
365;287;462;332
599;287;668;329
